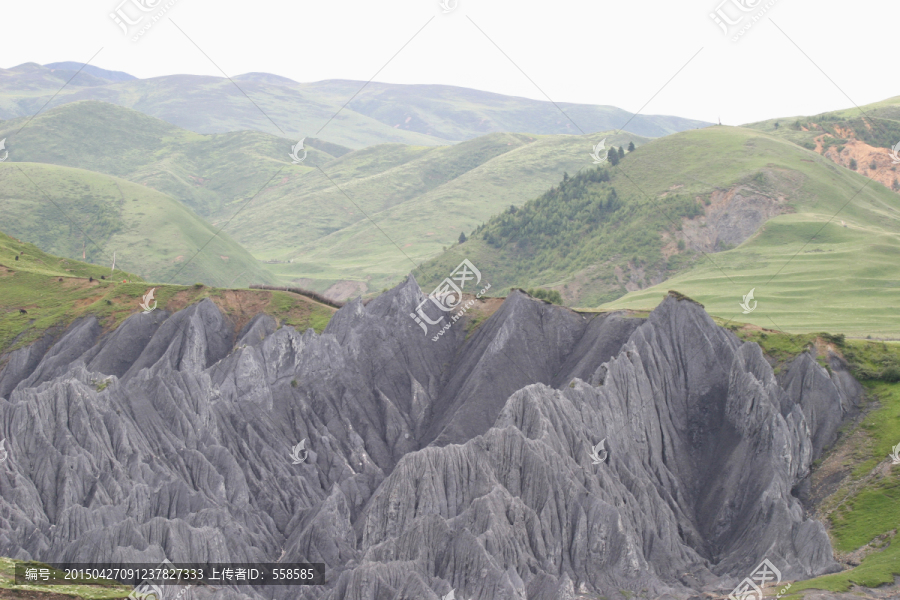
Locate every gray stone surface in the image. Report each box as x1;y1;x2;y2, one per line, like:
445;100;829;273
0;278;861;599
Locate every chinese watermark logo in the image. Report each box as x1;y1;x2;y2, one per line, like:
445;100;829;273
290;439;309;464
739;288;757;314
890;443;900;465
129;581;164;600
0;138;8;162
590;138;608;164
890;142;900;165
409;259;492;341
729;558;791;600
289;138;307;164
589;438;608;464
109;0;183;42
438;0;458;13
140;288;157;313
709;0;781;42
127;559;188;600
0;439;7;463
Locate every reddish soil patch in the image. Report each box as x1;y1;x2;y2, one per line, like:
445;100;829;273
208;290;272;336
823;139;899;192
462;295;504;329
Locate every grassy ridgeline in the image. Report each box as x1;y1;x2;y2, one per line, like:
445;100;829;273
0;161;274;287
0;231;333;353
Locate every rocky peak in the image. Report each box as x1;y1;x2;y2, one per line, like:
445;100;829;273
0;278;859;599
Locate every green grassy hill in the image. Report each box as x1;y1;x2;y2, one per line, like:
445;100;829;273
0;230;334;354
236;131;648;296
418;125;900;337
0;100;650;297
0;161;275;287
0;63;709;147
0;100;347;218
597;125;900;338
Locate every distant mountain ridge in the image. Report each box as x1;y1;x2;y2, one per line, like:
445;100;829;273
0;62;710;147
43;61;137;82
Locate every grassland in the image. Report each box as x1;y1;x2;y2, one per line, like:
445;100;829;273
0;231;335;354
420;124;900;325
252;131;648;295
0;100;345;218
0;100;652;296
0;160;275;287
573;126;900;337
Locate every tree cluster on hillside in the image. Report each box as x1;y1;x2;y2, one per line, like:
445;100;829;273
841;117;900;150
526;288;563;304
476;167;618;249
415;164;706;306
467;166;704;286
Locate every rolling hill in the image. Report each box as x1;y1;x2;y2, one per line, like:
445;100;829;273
0;100;650;297
0;100;346;218
231;131;649;297
0;62;710;147
417;125;900;337
262;77;711;140
0;161;275;287
0;229;335;354
746;94;900;195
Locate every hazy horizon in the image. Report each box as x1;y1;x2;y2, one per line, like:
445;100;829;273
4;0;897;127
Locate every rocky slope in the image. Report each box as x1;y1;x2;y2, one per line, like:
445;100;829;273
0;280;861;599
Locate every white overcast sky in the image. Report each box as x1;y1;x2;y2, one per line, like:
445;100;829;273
1;0;894;127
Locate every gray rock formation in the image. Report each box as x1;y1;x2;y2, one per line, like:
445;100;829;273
0;279;860;599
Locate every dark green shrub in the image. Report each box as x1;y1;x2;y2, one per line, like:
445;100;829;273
881;366;900;382
526;288;563;304
821;332;846;346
